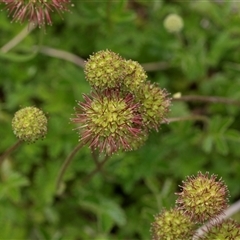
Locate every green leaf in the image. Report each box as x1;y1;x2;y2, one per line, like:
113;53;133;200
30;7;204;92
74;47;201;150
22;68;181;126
215;136;228;155
99;198;126;227
202;135;213;153
0;162;29;202
225;129;240;142
80;195;126;230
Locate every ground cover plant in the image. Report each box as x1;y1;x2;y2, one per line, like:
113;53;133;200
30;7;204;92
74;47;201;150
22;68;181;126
1;0;240;239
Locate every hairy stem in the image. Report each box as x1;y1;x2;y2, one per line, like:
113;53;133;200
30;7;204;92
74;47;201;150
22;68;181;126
0;140;22;166
56;142;84;193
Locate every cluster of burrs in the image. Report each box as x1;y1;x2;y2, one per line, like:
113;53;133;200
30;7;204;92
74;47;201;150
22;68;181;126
151;172;240;240
71;50;171;155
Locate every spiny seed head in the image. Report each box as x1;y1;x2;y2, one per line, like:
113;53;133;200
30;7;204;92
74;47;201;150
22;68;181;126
71;88;147;155
12;106;48;143
84;50;126;90
163;13;184;33
200;219;240;240
1;0;72;27
136;81;171;130
176;172;229;223
126;128;149;151
123;60;147;93
151;208;195;240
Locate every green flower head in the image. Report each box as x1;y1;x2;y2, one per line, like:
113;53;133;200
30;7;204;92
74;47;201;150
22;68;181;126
84;50;126;90
176;172;229;223
200;219;240;240
136;81;171;130
151;208;195;240
72;88;147;155
163;13;184;33
12;106;48;143
123;60;147;93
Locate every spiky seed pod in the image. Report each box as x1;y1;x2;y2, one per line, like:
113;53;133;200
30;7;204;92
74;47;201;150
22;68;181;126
71;88;147;155
163;13;184;33
126;128;149;151
84;50;126;90
200;219;240;240
151;208;195;240
136;81;171;130
123;60;147;93
1;0;72;27
12;106;48;143
176;172;229;223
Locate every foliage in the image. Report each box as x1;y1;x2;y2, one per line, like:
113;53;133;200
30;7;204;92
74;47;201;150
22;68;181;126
1;1;240;239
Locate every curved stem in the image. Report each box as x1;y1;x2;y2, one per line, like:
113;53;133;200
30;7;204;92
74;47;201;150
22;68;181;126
32;45;169;71
173;95;240;106
0;140;22;166
1;23;36;53
56;141;84;193
193;198;240;239
34;45;85;68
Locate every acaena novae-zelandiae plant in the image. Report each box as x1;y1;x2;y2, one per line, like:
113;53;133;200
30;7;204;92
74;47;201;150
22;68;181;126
151;207;195;240
75;50;171;154
163;13;184;33
151;172;240;240
56;49;171;192
12;106;48;143
0;106;48;165
0;0;72;27
199;219;240;240
176;172;229;223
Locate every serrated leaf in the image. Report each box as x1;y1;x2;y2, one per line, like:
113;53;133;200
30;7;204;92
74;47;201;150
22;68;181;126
225;129;240;142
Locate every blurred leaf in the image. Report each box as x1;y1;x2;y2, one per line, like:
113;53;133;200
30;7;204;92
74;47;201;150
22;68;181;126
80;196;126;230
0;160;29;202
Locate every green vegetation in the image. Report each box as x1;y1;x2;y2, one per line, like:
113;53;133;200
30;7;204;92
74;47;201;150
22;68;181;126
1;1;240;239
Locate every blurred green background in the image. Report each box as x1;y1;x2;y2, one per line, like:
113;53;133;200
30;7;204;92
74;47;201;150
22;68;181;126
1;1;240;239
